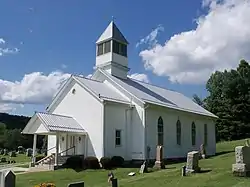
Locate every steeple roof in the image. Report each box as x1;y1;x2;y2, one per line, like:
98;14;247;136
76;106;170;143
96;21;129;44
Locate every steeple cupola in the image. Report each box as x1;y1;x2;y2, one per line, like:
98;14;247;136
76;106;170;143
95;21;129;79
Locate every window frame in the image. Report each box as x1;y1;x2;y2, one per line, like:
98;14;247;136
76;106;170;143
157;117;164;146
204;124;208;146
176;119;181;145
97;43;104;56
115;129;122;147
191;122;196;146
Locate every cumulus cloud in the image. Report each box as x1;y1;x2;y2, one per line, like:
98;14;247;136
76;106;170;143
139;0;250;84
0;38;5;44
0;38;19;56
129;73;150;83
136;25;164;48
0;71;70;105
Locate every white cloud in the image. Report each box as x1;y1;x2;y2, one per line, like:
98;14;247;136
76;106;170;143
0;71;70;105
139;0;250;84
0;38;5;44
129;73;150;83
0;103;15;113
0;38;19;56
136;25;164;48
86;74;92;78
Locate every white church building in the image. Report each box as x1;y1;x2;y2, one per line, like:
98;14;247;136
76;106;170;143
22;21;217;166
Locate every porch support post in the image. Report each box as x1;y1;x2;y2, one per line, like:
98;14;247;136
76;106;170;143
55;132;59;166
84;134;88;157
32;134;37;164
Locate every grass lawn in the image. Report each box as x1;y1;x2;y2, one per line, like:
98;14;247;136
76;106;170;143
0;154;31;165
16;139;250;187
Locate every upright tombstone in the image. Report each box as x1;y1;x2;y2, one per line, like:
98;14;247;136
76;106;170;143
139;160;148;174
186;151;200;173
199;144;206;159
3;149;8;156
26;148;32;157
153;145;165;169
232;146;250;177
0;170;16;187
112;178;118;187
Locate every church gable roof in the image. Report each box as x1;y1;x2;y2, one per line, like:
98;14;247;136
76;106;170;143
73;75;131;104
97;69;217;118
96;21;129;44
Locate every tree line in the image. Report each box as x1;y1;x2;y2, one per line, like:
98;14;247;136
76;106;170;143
193;59;250;141
0;113;44;150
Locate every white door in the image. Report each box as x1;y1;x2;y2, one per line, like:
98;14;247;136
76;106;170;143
76;135;85;155
68;135;76;155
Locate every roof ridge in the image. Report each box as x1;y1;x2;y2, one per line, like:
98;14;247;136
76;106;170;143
36;112;73;118
72;74;103;83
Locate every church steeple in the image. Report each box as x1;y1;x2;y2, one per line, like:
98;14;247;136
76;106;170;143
95;21;129;79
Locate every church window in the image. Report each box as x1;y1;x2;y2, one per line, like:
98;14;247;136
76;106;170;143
176;119;181;145
157;117;164;146
204;124;208;146
120;43;127;57
191;122;196;146
115;130;121;146
104;40;111;53
97;43;104;56
113;40;127;57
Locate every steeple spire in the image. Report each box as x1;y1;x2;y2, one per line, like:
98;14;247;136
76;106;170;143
95;21;129;79
96;21;129;45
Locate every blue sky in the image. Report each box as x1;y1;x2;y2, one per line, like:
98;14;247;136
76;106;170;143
0;0;250;116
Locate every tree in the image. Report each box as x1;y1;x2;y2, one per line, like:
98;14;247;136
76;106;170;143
192;94;205;107
205;59;250;141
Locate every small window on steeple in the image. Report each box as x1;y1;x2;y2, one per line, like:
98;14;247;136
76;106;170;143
113;40;127;57
104;41;111;53
97;43;104;56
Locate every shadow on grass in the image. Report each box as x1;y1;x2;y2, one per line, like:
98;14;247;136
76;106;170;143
204;150;234;159
215;150;234;156
199;169;212;173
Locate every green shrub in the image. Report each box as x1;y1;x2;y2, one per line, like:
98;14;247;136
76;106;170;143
63;156;83;169
35;155;46;162
100;157;112;169
84;156;100;169
111;156;124;167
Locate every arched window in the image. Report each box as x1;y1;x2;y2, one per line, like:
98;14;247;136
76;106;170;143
157;117;164;146
204;124;208;145
191;122;196;146
176;119;181;145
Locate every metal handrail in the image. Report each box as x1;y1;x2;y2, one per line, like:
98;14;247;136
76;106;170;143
59;146;75;155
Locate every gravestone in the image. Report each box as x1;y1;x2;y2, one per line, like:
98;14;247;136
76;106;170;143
68;181;84;187
153;145;165;169
112;178;118;187
186;151;200;173
232;146;250;177
139;161;148;174
9;151;16;157
0;170;16;187
17;146;24;154
3;149;8;156
199;144;206;159
26;148;32;157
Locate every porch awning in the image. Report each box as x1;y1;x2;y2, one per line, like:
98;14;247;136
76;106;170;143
22;112;86;135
